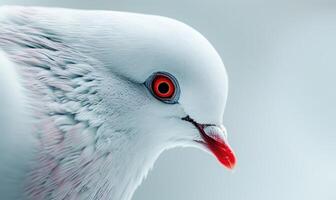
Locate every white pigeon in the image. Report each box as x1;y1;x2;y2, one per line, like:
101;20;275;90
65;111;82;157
0;6;236;200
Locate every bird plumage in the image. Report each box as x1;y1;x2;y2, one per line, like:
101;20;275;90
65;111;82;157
0;6;233;200
0;7;149;199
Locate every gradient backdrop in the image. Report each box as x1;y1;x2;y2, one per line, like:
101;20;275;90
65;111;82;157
1;1;335;200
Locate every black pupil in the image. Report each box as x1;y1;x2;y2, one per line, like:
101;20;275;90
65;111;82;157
158;82;169;94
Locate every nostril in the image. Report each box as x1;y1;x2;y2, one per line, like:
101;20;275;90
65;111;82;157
203;126;227;142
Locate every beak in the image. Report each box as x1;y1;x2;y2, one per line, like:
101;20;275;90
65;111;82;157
182;116;236;170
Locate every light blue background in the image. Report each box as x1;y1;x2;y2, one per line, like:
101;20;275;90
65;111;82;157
1;1;335;200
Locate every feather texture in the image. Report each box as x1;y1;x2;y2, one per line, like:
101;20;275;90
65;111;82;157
0;5;231;200
0;9;113;199
0;7;169;200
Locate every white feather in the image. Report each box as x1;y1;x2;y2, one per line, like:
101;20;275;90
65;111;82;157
0;50;36;200
0;5;229;200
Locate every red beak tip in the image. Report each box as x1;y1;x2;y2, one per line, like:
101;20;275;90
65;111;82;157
206;140;237;170
219;154;237;170
225;159;236;170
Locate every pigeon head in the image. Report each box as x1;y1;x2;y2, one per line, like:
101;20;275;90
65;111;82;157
3;6;236;169
69;12;236;169
0;7;236;200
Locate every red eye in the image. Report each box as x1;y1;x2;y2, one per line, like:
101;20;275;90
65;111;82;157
152;74;175;99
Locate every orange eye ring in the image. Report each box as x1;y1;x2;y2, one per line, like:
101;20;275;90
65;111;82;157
152;75;175;99
145;71;180;104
